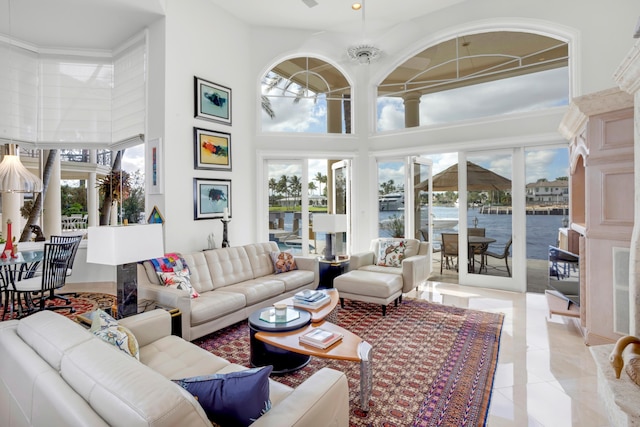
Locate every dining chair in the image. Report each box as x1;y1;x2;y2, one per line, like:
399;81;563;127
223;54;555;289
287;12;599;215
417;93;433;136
7;241;76;316
484;238;513;277
440;233;458;273
468;228;487;272
25;235;83;305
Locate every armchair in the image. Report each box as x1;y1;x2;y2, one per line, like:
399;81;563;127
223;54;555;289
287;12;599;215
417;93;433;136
334;238;431;315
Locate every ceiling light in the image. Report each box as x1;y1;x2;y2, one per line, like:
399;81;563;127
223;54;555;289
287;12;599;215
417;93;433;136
347;45;381;64
352;3;362;10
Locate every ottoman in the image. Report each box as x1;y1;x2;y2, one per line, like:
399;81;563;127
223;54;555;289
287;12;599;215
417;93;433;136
333;270;403;316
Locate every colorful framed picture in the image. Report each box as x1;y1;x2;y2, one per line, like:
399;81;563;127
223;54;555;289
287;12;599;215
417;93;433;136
194;178;231;220
148;205;165;224
194;76;232;125
193;127;231;171
147;138;163;194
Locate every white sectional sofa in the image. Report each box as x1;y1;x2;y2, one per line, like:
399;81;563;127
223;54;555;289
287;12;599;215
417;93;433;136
0;309;349;427
137;242;319;341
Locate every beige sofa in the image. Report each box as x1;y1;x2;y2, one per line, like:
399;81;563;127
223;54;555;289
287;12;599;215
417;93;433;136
0;309;349;427
137;242;319;341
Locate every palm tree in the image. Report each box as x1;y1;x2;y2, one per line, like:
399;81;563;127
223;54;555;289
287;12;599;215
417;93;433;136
314;172;326;197
19;149;58;242
97;150;131;225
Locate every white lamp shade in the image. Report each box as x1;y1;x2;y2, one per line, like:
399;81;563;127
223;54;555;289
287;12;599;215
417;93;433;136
0;155;43;193
313;214;348;233
87;224;164;265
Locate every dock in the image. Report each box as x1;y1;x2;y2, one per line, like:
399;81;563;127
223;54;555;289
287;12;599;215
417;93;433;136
479;205;568;215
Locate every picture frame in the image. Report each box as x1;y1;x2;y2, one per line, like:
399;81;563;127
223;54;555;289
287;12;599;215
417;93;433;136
194;76;232;125
147;138;163;194
148;205;165;224
193;127;231;171
194;178;231;220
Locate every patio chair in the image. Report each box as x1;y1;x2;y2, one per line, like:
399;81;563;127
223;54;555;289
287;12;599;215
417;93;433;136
440;233;458;273
484;238;513;277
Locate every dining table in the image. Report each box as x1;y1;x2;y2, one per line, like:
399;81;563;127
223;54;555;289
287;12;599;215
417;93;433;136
468;235;496;273
0;248;45;319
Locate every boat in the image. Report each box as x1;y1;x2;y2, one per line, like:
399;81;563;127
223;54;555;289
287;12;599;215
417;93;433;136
379;193;404;211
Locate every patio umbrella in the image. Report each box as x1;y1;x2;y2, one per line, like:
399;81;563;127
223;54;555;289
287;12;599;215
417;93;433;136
416;161;511;191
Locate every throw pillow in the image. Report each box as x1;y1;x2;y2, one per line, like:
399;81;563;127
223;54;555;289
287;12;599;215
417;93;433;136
270;251;298;274
377;239;408;268
149;252;190;274
173;366;273;427
157;268;200;298
90;309;140;360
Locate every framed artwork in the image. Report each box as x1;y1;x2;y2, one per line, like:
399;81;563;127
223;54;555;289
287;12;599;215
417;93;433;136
193;127;231;171
194;76;232;125
194;178;231;220
147;138;163;194
148;205;165;224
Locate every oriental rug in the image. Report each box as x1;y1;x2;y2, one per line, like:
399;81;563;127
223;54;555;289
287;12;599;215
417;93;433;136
0;292;115;321
194;299;504;427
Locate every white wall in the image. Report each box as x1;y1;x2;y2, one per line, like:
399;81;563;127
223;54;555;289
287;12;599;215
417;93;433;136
246;0;638;253
146;0;638;255
158;0;253;252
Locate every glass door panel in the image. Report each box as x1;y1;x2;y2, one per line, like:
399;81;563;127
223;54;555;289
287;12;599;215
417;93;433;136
377;159;405;238
266;161;305;254
331;160;350;257
410;157;433;243
465;153;513;278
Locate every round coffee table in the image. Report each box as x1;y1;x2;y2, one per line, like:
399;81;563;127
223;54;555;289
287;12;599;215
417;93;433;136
248;307;311;374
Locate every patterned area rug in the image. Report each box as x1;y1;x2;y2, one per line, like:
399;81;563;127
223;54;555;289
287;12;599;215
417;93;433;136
0;292;115;321
194;299;504;426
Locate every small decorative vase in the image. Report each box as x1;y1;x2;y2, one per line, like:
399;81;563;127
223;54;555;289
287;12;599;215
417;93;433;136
2;220;13;259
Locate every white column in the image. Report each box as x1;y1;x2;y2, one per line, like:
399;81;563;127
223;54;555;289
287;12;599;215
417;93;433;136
2;193;21;242
403;92;422;128
614;39;640;336
87;149;98;227
43;150;62;238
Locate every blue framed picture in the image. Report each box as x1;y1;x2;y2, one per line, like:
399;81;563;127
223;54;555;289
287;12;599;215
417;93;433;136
194;76;232;125
194;178;231;220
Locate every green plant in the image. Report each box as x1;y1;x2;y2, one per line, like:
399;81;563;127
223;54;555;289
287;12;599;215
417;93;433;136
383;214;405;238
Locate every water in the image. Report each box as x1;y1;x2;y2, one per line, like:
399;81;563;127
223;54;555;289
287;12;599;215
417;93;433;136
277;207;562;259
380;206;563;260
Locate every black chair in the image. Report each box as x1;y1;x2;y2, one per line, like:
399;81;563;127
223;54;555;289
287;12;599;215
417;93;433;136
29;235;82;305
484;238;513;277
7;241;76;317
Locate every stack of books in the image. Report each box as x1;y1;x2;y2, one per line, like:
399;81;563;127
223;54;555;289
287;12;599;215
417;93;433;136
293;290;330;309
299;327;343;349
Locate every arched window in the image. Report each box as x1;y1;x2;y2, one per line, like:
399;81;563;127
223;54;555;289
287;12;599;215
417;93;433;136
261;57;351;134
377;31;569;131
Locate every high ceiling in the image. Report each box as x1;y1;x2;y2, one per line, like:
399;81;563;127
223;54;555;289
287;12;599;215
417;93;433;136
0;0;463;50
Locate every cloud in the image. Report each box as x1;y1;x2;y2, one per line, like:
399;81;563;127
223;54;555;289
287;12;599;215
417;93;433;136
377;67;568;131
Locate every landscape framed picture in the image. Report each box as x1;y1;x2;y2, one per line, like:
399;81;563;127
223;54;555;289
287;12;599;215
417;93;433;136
194;178;231;220
194;76;232;125
193;127;231;171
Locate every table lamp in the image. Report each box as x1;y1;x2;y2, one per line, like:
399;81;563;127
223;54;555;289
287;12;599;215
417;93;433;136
87;223;164;318
313;214;347;261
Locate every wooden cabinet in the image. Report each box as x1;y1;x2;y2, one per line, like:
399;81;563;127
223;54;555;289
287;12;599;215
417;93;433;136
560;88;634;345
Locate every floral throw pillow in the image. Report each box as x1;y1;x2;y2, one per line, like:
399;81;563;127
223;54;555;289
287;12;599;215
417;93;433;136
158;268;199;298
270;251;298;274
377;239;408;268
90;309;140;360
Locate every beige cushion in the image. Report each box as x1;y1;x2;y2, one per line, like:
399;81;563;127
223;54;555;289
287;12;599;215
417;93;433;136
204;247;254;288
222;278;285;305
243;242;279;277
190;291;246;326
181;252;215;293
334;270;402;298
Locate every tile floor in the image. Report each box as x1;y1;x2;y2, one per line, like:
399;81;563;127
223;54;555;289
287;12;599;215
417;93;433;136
407;281;611;427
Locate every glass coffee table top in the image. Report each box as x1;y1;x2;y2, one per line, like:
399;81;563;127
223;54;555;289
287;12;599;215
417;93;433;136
259;307;300;323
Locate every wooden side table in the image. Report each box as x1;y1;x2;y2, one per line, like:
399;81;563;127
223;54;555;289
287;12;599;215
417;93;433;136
318;258;349;289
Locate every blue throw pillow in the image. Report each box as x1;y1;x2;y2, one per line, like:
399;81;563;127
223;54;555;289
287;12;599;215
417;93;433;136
173;366;272;426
